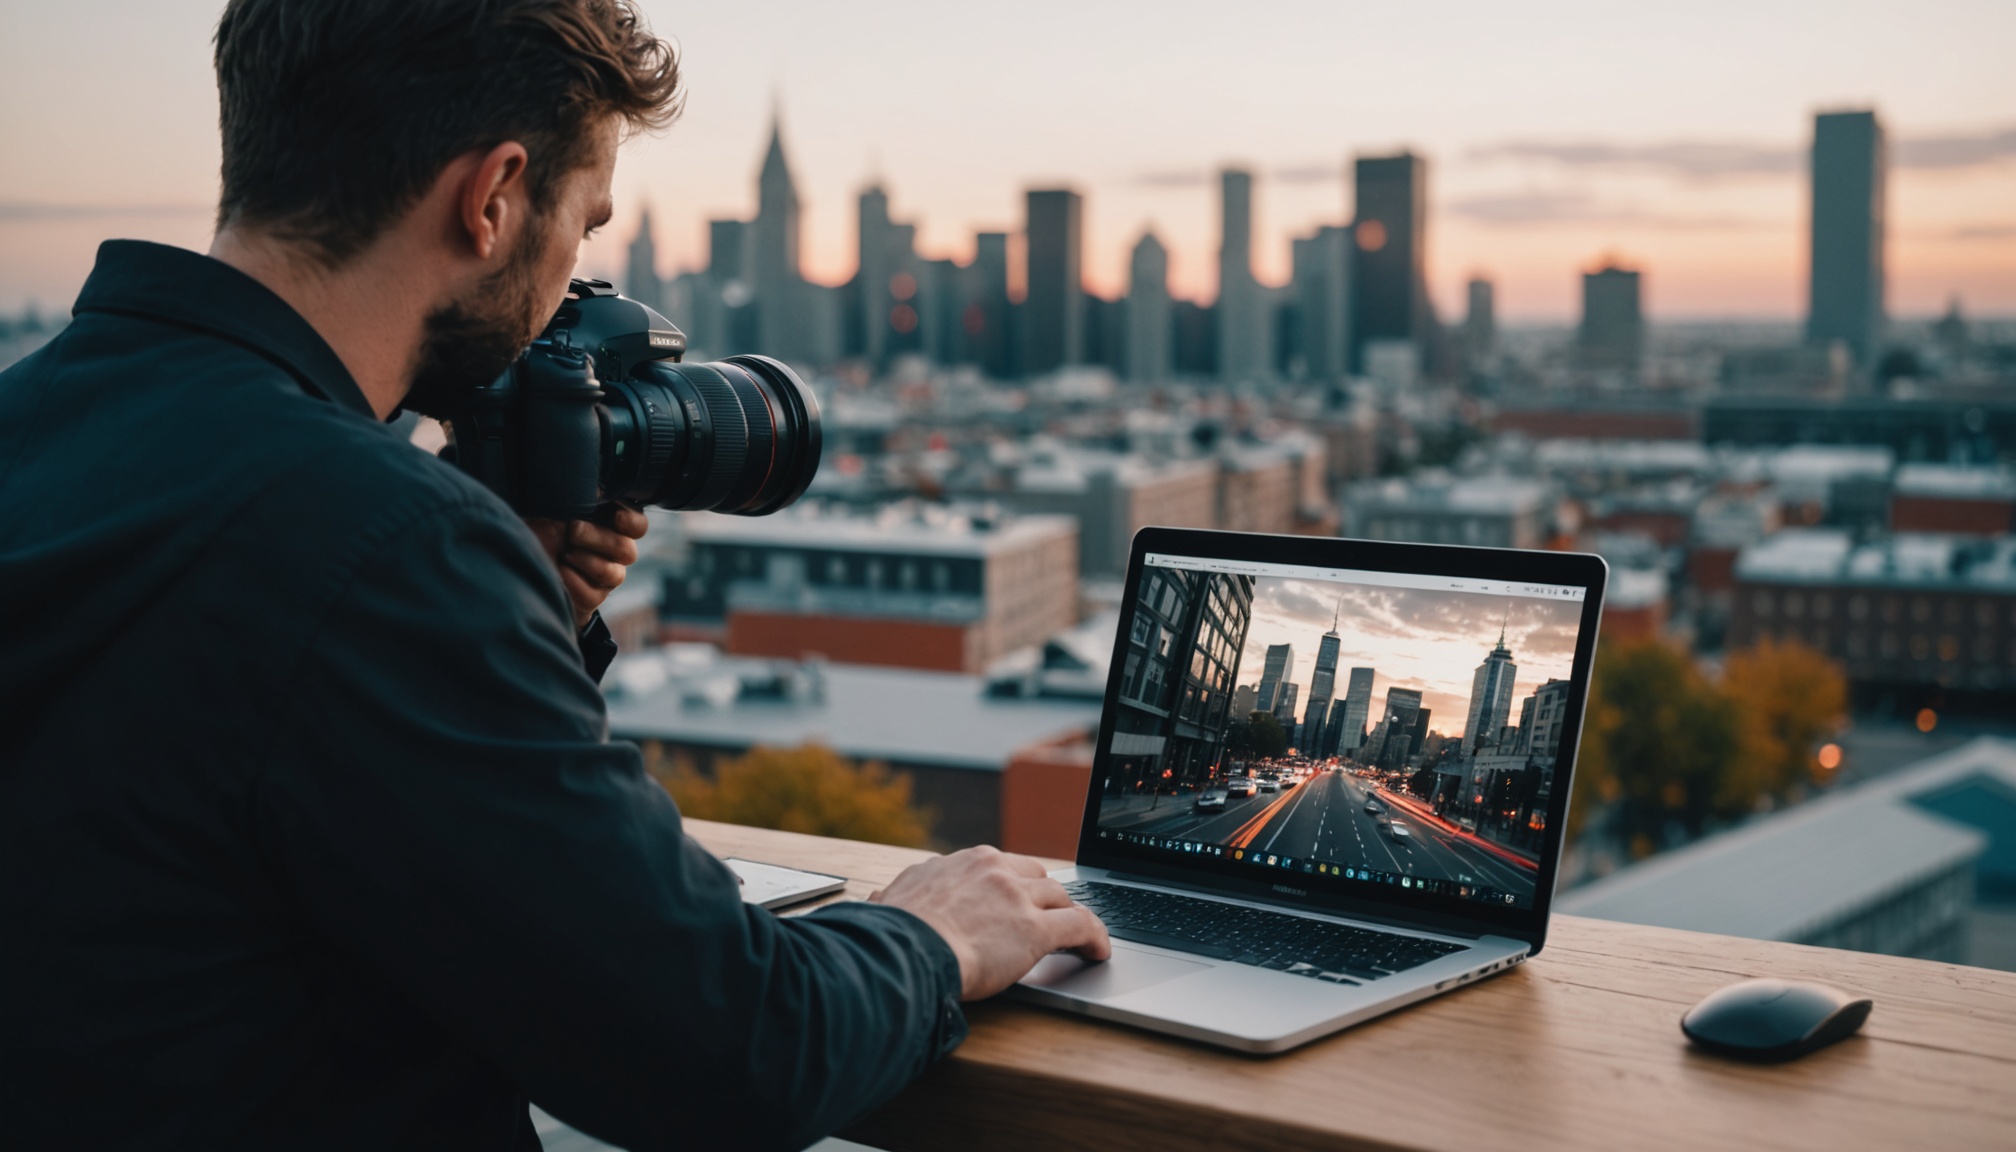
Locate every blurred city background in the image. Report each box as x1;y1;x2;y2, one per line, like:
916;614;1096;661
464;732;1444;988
5;1;2014;974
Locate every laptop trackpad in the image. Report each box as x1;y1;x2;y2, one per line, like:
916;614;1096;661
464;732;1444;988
1020;946;1210;1001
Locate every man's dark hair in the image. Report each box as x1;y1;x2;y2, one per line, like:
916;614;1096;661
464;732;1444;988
214;0;682;264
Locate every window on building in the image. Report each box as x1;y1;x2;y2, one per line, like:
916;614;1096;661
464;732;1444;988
1754;591;1774;617
1131;615;1152;647
1849;595;1869;621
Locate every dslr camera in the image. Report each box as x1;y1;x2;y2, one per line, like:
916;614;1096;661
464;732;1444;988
439;279;821;521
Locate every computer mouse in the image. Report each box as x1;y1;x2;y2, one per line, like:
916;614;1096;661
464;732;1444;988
1681;978;1872;1062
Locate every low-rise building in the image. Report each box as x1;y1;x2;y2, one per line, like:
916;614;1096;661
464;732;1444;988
1561;738;2016;967
1891;464;2016;535
948;448;1216;578
1731;529;2016;697
663;502;1079;674
604;645;1102;850
1344;475;1559;551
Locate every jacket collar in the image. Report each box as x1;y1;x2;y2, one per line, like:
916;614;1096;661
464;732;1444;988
73;239;379;422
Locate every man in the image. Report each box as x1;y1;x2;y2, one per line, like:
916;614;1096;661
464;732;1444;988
0;1;1107;1148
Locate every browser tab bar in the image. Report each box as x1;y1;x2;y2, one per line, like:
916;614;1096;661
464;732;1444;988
1145;553;1585;601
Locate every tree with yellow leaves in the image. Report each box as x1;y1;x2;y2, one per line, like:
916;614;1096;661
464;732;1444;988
1568;636;1846;860
655;744;931;849
1720;637;1850;808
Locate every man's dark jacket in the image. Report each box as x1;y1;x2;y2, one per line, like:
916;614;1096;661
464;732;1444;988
0;241;964;1150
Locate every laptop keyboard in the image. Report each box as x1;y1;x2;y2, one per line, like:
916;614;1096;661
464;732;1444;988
1064;880;1465;986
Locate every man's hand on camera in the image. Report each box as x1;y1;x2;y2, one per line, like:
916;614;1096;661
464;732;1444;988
526;506;649;629
870;845;1111;1000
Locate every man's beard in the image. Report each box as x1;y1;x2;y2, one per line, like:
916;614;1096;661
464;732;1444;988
401;229;553;420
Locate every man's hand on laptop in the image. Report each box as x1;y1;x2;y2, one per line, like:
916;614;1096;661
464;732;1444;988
873;846;1111;1000
526;506;649;629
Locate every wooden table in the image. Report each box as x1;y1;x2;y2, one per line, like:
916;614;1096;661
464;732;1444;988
686;819;2016;1152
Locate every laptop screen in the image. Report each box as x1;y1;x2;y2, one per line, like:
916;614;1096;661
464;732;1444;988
1088;547;1594;915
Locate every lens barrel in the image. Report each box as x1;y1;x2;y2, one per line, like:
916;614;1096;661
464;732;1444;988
599;354;822;515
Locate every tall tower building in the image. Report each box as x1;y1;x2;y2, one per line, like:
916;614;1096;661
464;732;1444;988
1376;687;1424;770
1464;277;1496;361
752;116;805;357
1578;263;1644;372
1463;622;1519;754
1339;667;1375;754
1302;599;1342;753
1272;681;1300;729
972;231;1014;378
1217;168;1269;382
1350;153;1431;375
1807;110;1887;366
1022;188;1084;375
1292;225;1352;384
857;185;894;367
1127;230;1172;383
708;219;749;285
1256;643;1294;713
624;208;662;314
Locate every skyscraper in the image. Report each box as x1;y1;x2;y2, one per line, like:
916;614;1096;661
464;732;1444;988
1339;667;1375;754
972;231;1014;378
1217;168;1269;382
1292;225;1352;384
1464;623;1519;754
1272;681;1300;730
1302;600;1342;753
1578;263;1644;372
1256;643;1294;713
1350;153;1431;375
624;208;662;315
708;218;749;285
1464;277;1496;362
1022;188;1084;375
1126;230;1172;383
1377;687;1424;770
1807;110;1887;367
857;185;894;367
751;116;806;358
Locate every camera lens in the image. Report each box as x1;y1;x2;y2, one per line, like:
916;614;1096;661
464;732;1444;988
599;354;822;515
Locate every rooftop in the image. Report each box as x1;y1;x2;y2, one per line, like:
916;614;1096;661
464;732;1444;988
1347;474;1558;516
1558;738;2016;941
679;502;1076;558
604;646;1101;771
1894;463;2016;501
1735;528;2016;590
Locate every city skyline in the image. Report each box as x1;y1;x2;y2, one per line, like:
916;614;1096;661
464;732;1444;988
1235;579;1581;743
4;1;2015;318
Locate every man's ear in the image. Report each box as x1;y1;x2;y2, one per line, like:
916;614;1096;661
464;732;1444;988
459;141;531;262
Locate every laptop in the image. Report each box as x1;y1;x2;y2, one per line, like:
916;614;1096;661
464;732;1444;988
1010;526;1607;1053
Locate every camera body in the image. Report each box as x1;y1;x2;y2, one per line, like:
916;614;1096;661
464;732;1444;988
440;279;822;521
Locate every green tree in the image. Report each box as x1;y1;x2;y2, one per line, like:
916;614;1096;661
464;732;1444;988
1572;639;1742;858
654;744;931;848
1244;711;1288;760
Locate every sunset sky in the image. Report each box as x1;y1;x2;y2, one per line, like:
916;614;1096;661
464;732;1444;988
1235;579;1582;744
2;0;2011;319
